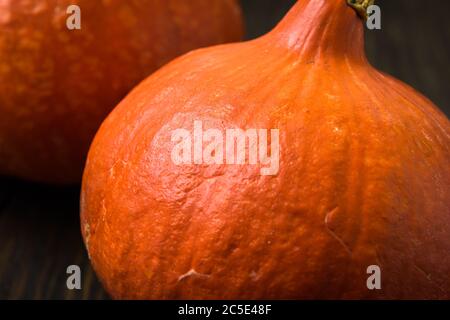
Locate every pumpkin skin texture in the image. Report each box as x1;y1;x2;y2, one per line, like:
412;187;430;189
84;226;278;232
81;0;450;299
0;0;243;184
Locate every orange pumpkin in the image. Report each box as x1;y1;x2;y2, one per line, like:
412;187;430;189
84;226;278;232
81;0;450;299
0;0;243;184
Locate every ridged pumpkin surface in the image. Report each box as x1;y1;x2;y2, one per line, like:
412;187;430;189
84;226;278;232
0;0;243;183
81;0;450;299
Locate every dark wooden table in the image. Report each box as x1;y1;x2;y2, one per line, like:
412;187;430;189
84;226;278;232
0;0;449;300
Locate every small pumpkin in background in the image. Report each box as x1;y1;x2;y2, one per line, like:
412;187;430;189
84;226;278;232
0;0;243;184
81;0;450;299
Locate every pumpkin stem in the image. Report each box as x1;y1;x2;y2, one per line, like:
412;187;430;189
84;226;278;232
347;0;375;20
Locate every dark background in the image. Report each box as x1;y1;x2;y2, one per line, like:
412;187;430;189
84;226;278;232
0;0;449;299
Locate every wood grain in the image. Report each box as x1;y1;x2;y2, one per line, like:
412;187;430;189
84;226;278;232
0;0;449;300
